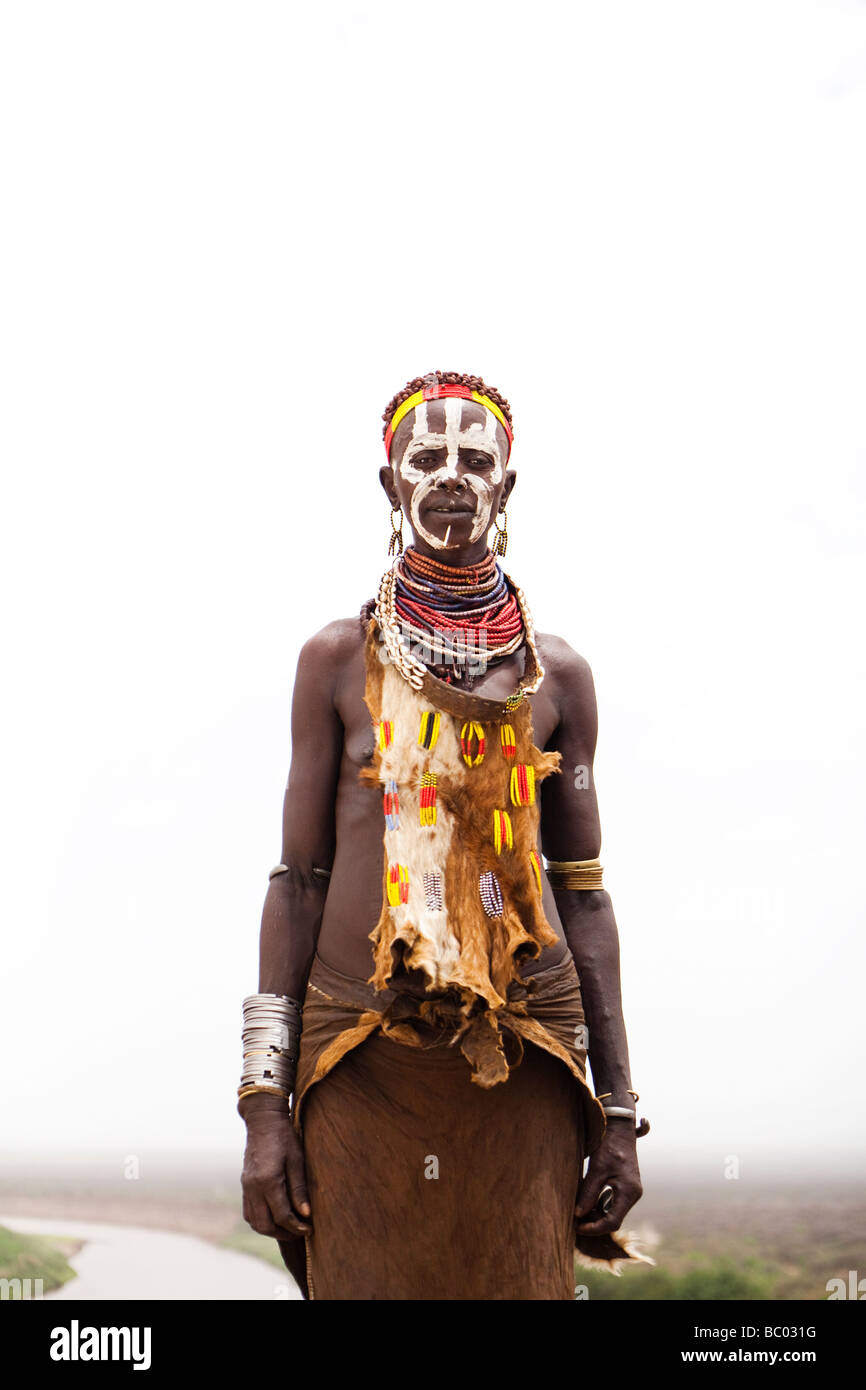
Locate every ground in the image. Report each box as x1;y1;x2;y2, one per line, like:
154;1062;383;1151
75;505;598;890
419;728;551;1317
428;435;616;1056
1;1161;862;1300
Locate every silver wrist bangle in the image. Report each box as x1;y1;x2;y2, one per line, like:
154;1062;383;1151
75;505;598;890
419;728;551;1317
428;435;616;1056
239;992;303;1098
601;1105;637;1119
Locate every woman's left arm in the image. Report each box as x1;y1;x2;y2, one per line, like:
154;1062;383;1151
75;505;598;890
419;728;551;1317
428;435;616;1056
539;636;643;1236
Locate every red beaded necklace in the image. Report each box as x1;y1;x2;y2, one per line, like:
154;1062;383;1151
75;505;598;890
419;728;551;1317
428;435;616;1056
391;546;524;685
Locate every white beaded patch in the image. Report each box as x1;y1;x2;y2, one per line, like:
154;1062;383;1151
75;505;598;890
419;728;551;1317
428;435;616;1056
423;869;444;912
479;870;504;918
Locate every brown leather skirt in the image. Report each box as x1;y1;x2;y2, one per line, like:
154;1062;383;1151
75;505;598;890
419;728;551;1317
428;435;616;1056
277;951;607;1300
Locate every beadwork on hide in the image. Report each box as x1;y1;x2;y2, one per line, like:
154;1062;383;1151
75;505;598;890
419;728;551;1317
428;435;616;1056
358;613;569;1087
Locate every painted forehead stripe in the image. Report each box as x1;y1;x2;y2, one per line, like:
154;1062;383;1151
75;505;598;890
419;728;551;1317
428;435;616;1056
385;383;513;458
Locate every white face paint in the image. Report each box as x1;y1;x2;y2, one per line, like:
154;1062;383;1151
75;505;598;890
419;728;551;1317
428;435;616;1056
395;398;506;550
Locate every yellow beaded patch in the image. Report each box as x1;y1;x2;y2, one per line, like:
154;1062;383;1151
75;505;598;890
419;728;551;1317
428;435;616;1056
493;808;513;854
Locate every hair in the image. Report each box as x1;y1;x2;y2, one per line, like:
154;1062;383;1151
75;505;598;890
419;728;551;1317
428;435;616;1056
381;370;514;442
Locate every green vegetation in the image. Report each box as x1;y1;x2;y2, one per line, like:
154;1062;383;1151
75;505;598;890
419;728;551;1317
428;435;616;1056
220;1222;289;1272
0;1224;79;1296
576;1254;778;1300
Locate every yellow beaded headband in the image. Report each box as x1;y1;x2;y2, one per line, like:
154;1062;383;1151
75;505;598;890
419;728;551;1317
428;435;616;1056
383;383;514;459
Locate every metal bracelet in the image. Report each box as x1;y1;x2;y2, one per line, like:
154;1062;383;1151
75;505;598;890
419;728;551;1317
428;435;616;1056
269;863;332;882
240;993;302;1095
237;1084;290;1101
598;1102;652;1139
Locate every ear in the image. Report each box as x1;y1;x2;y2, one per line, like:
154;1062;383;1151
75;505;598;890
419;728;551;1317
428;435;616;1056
379;463;399;509
500;468;517;509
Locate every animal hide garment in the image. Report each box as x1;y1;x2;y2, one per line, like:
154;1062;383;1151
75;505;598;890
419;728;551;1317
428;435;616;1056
359;614;570;1087
277;614;655;1291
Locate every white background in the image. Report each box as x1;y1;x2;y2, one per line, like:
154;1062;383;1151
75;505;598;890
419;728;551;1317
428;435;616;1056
1;0;863;1181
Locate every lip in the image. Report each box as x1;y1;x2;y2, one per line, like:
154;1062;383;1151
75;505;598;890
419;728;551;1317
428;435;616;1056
426;504;475;514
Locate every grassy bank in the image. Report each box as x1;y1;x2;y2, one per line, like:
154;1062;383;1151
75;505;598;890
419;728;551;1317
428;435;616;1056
220;1223;288;1272
0;1224;80;1296
577;1254;779;1299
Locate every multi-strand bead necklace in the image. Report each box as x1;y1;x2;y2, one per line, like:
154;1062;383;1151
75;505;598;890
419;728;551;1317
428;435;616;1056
374;546;545;695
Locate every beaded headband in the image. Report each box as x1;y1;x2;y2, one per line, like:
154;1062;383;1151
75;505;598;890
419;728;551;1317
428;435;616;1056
384;383;514;460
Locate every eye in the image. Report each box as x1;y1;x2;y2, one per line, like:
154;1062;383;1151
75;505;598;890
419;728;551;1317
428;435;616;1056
466;453;493;468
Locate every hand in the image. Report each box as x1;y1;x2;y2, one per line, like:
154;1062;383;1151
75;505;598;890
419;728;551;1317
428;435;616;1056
574;1118;643;1236
240;1105;311;1239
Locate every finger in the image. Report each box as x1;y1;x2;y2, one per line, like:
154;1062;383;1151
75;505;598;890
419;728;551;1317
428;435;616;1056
246;1192;287;1238
574;1174;605;1218
264;1181;311;1237
240;1177;262;1229
286;1159;311;1219
575;1188;635;1236
575;1210;618;1235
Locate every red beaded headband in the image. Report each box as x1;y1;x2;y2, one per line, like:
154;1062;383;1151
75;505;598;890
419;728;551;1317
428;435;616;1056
384;383;514;460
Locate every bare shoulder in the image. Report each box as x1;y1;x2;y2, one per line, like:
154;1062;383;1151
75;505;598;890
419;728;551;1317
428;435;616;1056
295;615;366;689
300;615;365;658
534;631;596;706
533;632;599;759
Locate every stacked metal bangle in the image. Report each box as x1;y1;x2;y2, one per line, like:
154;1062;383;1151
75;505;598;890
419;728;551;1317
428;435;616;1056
545;857;604;890
238;992;302;1104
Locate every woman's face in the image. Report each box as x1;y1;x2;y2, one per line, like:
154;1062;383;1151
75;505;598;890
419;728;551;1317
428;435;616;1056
385;396;513;552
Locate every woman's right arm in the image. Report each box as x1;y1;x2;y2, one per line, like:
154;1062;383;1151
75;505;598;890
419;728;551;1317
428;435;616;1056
239;624;345;1240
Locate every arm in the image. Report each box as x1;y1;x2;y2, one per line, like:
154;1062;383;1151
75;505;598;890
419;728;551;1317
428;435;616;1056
539;638;643;1236
239;624;344;1239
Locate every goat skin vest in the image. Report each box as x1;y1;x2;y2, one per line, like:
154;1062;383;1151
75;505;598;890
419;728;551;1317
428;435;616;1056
358;612;591;1094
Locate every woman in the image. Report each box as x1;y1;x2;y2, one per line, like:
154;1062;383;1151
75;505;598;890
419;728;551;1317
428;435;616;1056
238;370;649;1300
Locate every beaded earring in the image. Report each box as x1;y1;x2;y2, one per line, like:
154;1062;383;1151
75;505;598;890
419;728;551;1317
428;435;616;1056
492;507;508;557
388;506;404;556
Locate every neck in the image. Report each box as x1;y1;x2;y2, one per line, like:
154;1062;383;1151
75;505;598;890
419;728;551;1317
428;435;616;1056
407;536;496;569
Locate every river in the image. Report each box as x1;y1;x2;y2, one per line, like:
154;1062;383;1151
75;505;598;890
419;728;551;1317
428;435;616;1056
0;1214;302;1300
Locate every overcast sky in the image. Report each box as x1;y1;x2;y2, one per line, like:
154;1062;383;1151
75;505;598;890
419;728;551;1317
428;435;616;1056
1;0;864;1182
